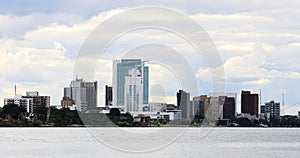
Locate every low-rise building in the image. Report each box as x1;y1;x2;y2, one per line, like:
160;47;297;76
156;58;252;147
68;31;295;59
157;112;174;121
61;97;74;107
4;95;33;113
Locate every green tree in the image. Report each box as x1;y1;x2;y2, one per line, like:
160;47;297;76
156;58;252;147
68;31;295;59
48;107;84;126
269;117;280;127
231;117;254;127
280;115;297;127
35;106;48;122
2;104;26;120
109;108;121;117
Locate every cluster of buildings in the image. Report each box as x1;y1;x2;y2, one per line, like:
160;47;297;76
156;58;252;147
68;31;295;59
177;91;237;126
240;91;281;120
61;78;97;111
1;58;293;123
179;91;237;123
175;90;283;124
102;59;283;123
4;86;50;115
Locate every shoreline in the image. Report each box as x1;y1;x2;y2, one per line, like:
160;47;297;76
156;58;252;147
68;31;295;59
1;126;300;128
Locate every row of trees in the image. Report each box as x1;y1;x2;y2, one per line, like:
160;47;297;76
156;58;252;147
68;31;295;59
0;104;137;127
268;115;300;127
0;104;84;127
3;103;300;127
0;104;167;127
229;115;300;127
0;104;42;126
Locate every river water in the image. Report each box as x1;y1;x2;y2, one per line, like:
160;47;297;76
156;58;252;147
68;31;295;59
0;127;299;158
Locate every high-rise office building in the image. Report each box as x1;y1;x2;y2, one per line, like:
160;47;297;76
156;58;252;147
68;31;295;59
190;94;235;122
264;100;280;118
124;69;144;112
177;90;190;120
205;93;236;121
205;96;222;123
63;78;97;111
105;85;113;107
191;95;207;120
112;59;149;111
83;81;97;109
241;91;259;117
222;96;236;119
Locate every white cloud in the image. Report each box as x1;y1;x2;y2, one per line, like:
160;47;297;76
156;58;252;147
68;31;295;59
243;79;272;86
0;9;129;106
0;38;74;105
1;4;300;114
197;44;300;82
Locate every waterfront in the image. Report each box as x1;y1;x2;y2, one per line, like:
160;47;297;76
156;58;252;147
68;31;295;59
0;127;299;158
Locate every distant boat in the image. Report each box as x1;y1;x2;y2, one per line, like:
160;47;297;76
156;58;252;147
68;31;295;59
259;124;268;128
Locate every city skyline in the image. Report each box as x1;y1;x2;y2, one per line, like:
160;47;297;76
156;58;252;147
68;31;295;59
0;1;300;115
1;55;297;115
2;76;295;117
1;2;300;158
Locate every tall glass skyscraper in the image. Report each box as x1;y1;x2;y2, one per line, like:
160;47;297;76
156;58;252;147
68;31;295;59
113;59;149;111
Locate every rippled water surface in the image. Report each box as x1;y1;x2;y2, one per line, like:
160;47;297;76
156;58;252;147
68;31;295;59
0;127;299;158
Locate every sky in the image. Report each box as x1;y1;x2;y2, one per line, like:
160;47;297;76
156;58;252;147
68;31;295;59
0;0;300;114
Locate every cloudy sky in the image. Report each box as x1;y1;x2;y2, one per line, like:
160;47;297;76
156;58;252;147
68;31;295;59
1;0;300;114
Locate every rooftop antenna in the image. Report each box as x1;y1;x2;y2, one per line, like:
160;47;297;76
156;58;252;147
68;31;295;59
259;89;262;105
259;89;262;115
14;84;17;96
282;93;285;116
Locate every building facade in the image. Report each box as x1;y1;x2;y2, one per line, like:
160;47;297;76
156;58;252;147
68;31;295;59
113;59;149;106
124;69;144;112
264;100;280;118
261;105;266;114
112;59;149;111
63;78;97;111
22;91;50;113
105;85;113;107
61;97;74;107
190;94;237;124
222;96;236;120
205;96;222;123
191;95;207;120
177;90;190;120
241;91;259;117
208;93;236;120
26;91;39;97
4;96;33;113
